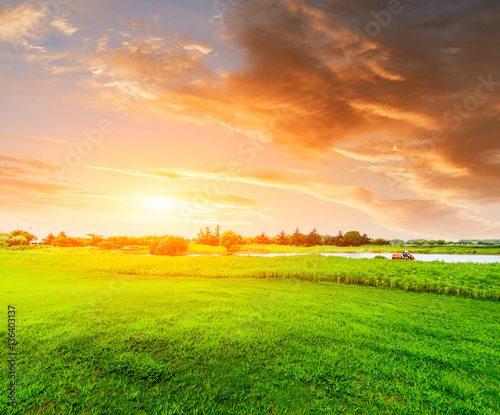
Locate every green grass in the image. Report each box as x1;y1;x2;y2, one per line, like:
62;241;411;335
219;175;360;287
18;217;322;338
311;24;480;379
2;249;499;300
1;261;499;414
6;243;499;255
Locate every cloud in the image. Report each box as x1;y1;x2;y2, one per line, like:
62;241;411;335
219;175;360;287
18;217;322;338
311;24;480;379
183;44;213;55
50;14;78;36
86;166;197;180
215;168;500;238
0;3;46;42
0;133;74;145
84;163;500;237
82;0;500;235
0;2;78;53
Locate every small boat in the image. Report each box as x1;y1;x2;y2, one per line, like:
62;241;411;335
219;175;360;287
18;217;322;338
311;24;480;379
392;253;414;260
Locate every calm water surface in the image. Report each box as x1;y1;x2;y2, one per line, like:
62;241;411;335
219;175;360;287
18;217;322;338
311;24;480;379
231;252;500;263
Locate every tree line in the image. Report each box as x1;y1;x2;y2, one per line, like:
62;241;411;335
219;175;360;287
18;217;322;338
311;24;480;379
0;226;484;255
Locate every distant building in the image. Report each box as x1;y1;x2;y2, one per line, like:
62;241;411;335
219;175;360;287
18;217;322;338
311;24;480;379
30;240;44;246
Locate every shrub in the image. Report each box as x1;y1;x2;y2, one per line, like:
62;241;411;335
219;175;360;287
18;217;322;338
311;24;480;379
10;229;36;243
219;231;243;252
98;241;116;250
8;236;28;246
149;238;163;254
371;238;391;246
155;236;189;256
343;231;364;246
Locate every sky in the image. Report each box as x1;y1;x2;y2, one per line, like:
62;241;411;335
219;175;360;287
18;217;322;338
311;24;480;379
1;0;500;240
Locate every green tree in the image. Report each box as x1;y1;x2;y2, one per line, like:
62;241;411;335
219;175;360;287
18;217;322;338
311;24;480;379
10;230;36;243
155;236;189;256
322;235;334;245
98;241;115;250
196;226;220;246
290;228;306;246
8;236;28;246
371;238;390;246
219;230;243;253
253;232;271;244
306;228;322;247
149;236;164;254
343;231;364;246
275;230;289;245
53;235;71;247
332;231;345;246
437;240;445;245
87;234;104;247
44;233;55;245
361;233;371;245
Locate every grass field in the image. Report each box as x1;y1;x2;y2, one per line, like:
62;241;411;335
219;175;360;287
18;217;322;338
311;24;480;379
2;249;499;300
1;250;499;414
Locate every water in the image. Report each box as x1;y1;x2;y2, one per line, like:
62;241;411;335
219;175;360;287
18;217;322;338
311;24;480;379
232;252;500;263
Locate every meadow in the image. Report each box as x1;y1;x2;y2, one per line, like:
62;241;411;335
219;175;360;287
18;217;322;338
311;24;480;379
2;248;499;300
1;249;499;414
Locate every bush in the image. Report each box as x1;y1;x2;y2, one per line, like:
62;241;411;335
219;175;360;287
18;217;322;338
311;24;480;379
10;229;36;243
343;231;364;246
219;231;243;252
371;238;391;246
8;236;28;246
98;241;116;250
149;238;162;254
155;236;189;256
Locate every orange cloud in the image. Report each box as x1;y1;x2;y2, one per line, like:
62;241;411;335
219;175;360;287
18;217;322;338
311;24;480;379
83;0;500;232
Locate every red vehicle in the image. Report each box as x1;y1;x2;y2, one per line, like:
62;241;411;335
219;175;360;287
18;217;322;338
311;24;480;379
392;253;414;260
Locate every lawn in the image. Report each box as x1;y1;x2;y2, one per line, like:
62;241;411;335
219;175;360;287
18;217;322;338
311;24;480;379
1;251;500;414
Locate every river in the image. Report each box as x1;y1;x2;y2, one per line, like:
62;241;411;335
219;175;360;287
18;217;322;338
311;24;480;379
228;252;500;263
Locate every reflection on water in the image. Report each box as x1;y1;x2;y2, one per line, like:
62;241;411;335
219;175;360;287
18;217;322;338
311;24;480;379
233;252;500;263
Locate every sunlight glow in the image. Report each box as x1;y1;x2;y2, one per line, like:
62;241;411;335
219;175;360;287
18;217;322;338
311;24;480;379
146;197;177;212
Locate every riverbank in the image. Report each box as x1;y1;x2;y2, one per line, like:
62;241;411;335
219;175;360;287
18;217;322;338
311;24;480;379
2;248;499;300
186;243;500;256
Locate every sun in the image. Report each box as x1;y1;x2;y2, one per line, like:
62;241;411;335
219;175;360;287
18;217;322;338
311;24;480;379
146;197;177;212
